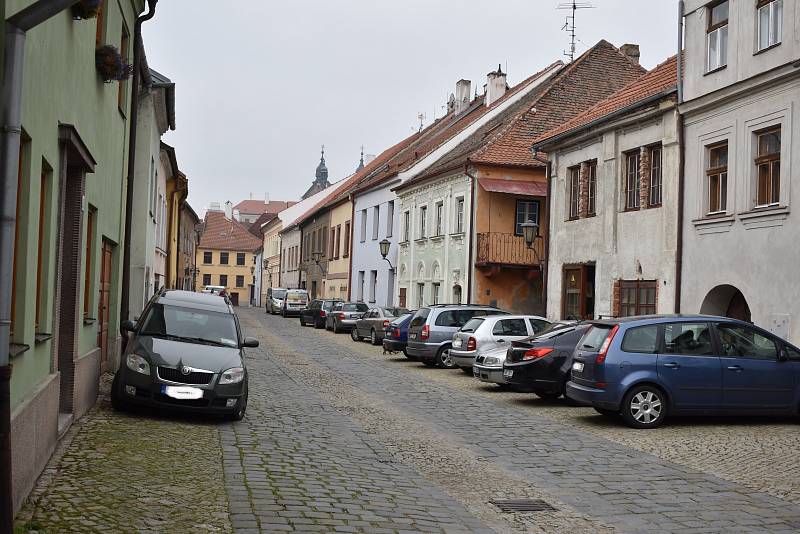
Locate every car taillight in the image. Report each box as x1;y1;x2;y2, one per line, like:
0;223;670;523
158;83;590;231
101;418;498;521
466;337;477;351
420;325;430;340
383;320;390;329
320;311;326;318
392;328;400;338
522;347;554;361
338;313;345;320
595;325;619;364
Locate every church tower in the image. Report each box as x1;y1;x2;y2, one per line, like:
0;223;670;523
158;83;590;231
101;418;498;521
302;146;331;200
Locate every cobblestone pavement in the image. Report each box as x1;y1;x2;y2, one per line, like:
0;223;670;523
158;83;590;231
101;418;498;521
248;309;800;534
15;376;231;534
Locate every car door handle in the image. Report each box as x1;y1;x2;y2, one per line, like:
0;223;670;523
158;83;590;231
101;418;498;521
662;362;680;369
727;365;743;372
497;339;506;343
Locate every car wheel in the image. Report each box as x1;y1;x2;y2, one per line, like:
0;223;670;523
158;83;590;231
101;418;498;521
227;388;248;422
421;359;437;368
110;373;128;412
351;328;360;341
370;329;379;345
460;366;473;374
594;407;619;417
533;389;562;400
621;385;667;429
436;346;456;369
333;321;340;334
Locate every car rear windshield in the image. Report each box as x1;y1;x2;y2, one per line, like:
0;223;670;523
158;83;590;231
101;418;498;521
580;324;614;350
460;318;485;333
410;308;430;328
139;304;238;347
272;290;287;299
435;309;495;328
322;301;337;310
383;308;408;318
286;292;307;303
343;303;368;312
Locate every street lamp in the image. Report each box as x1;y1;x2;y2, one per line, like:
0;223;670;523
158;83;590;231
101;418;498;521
379;239;394;272
520;219;545;272
310;251;326;275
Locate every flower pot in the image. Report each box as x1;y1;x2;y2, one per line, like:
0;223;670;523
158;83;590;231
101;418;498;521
95;45;133;83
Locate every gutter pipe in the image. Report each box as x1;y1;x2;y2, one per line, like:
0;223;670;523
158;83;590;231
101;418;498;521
120;0;158;330
675;1;685;313
465;165;477;304
0;1;82;528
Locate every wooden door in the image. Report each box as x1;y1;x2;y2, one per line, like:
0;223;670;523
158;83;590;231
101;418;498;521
562;265;595;320
230;292;239;306
399;287;407;308
97;240;113;371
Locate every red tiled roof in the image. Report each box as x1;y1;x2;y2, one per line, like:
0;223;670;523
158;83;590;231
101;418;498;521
478;177;547;197
199;210;262;251
248;212;278;238
234;199;296;215
533;55;678;147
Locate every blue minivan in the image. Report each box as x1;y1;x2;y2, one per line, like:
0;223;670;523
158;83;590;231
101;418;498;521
566;315;800;428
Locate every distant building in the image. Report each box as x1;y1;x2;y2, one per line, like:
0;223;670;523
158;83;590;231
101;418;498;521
302;146;332;199
234;197;295;224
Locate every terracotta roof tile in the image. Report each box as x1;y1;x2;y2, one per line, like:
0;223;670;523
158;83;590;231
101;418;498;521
533;55;678;147
248;212;278;237
199;211;262;251
234;199;296;215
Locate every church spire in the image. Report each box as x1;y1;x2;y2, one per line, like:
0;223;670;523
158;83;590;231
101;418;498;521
356;145;365;172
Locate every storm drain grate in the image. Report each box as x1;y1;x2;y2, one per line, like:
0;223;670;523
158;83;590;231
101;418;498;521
490;499;556;513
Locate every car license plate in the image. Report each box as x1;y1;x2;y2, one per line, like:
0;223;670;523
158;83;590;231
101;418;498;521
503;369;513;378
162;385;203;400
572;361;584;372
409;333;416;339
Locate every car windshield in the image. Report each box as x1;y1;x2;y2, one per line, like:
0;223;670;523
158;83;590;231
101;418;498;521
383;308;408;318
273;290;287;299
343;303;368;312
138;303;239;347
460;318;485;333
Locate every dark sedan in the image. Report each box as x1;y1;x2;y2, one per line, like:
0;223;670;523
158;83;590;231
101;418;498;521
300;298;342;328
503;322;589;400
110;290;258;420
382;312;415;357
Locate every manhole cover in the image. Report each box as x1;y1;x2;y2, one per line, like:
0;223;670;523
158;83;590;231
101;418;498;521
490;499;556;513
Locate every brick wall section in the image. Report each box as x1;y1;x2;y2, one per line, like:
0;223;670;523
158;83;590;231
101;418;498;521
612;279;621;317
578;162;590;218
638;146;650;209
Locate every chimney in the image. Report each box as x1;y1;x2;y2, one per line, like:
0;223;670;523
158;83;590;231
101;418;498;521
233;208;240;221
447;93;455;115
454;79;471;115
224;200;233;220
208;201;222;212
620;44;640;65
484;64;507;107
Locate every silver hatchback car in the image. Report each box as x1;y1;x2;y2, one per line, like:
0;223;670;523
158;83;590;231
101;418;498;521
451;315;550;372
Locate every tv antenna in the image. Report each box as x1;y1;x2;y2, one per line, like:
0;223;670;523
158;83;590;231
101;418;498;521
417;112;426;132
557;1;595;63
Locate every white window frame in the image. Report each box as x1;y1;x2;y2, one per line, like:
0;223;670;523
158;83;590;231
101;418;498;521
455;197;465;233
706;1;728;72
757;0;782;52
369;270;377;303
419;205;427;239
402;210;410;241
360;209;367;242
372;206;379;240
434;202;444;236
386;201;394;238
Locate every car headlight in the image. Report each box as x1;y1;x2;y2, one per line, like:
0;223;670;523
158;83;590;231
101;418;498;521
484;357;500;366
126;353;151;375
219;367;245;385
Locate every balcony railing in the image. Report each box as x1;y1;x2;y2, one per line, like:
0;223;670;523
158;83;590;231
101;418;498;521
476;232;544;268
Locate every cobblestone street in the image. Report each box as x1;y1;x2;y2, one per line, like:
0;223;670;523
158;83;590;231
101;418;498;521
16;307;800;533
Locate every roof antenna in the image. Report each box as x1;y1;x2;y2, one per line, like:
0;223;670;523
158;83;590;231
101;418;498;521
417;112;426;133
557;1;595;63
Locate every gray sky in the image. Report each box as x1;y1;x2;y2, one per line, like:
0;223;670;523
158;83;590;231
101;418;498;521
142;1;679;215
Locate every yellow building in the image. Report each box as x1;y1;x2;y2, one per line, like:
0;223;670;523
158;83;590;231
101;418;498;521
325;200;352;299
195;208;261;306
163;144;189;289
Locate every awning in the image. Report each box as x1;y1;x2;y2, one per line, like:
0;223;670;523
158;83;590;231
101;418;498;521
478;177;547;197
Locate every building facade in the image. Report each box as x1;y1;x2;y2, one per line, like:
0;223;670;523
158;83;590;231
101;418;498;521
299;211;332;300
261;215;282;297
325;200;353;300
177;201;200;291
680;0;800;342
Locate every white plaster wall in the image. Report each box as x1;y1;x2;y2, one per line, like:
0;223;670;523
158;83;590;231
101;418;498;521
681;74;800;343
351;186;397;306
153;152;169;288
547;108;680;320
279;227;302;289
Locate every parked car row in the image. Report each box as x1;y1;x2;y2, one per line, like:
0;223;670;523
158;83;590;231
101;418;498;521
268;291;800;430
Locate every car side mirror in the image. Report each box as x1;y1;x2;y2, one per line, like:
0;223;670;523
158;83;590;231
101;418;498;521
121;320;136;333
241;337;259;348
777;348;789;362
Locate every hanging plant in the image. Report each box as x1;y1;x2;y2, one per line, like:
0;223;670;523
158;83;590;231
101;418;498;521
95;45;133;83
72;0;103;20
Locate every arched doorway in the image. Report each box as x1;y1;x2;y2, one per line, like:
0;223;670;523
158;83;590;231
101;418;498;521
700;284;751;322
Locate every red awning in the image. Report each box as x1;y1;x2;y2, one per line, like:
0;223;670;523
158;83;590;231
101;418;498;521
478;178;547;197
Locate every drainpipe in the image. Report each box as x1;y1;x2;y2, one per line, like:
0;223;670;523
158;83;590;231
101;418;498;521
0;1;82;527
465;165;477;304
543;160;553;316
120;0;158;331
347;194;355;301
674;0;685;313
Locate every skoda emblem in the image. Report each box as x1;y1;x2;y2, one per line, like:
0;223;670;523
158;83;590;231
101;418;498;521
180;366;191;376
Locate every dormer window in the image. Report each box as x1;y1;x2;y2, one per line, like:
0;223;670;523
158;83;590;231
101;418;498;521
707;1;729;72
757;0;782;51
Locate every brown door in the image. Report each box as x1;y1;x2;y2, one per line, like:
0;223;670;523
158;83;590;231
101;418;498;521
399;287;407;308
562;265;595;320
97;240;113;371
230;292;239;306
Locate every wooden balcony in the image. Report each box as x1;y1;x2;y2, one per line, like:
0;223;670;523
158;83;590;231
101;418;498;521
475;232;544;270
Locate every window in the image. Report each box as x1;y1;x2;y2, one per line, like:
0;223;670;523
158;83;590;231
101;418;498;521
343;221;350;257
707;142;728;213
625;151;640;210
515;200;540;236
432;282;440;305
36;165;50;330
718;323;778;360
330;227;336;258
435;202;444;236
219;274;228;287
369;270;377;302
220;252;229;265
203;251;212;264
568;166;580;219
417;283;425;308
587;162;597;216
648;146;662;207
321;227;327;255
402;211;410;241
202;273;211;286
419;206;427;238
707;1;728;71
360;209;367;242
386;201;394;237
757;0;782;51
118;25;130;111
455;197;465;233
663;323;714;356
357;271;365;301
311;230;317;254
493;319;528;336
82;207;96;318
618;280;656;317
235;275;245;288
755;127;780;206
621;325;659;353
372;206;380;240
236;252;245;266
